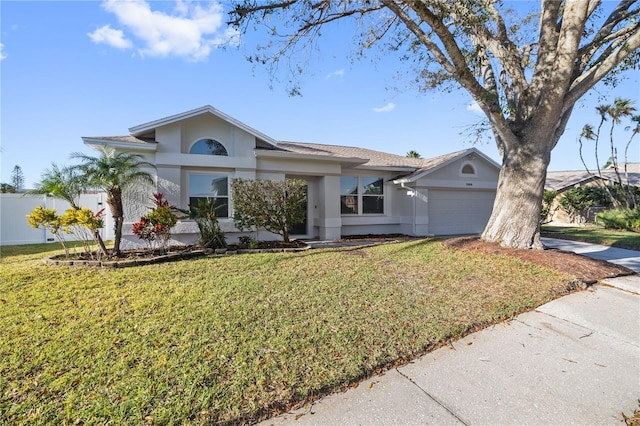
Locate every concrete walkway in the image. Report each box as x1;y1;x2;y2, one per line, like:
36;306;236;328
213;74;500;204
262;240;640;426
542;237;640;273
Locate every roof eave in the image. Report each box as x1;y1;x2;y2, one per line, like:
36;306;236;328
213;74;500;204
255;149;368;165
128;105;279;147
354;165;419;172
82;137;158;152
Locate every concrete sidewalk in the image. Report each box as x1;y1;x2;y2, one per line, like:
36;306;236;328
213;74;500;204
262;241;640;426
542;237;640;273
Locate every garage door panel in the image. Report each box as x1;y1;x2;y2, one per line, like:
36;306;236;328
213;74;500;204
428;190;495;235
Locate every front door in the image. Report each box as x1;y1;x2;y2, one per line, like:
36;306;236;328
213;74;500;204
290;184;308;235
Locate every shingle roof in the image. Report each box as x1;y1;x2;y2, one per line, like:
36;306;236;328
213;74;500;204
545;164;640;191
277;141;463;169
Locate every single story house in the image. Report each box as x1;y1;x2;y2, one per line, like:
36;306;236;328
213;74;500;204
82;105;500;248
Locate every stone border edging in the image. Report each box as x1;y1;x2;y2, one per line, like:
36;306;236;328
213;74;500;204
43;244;312;268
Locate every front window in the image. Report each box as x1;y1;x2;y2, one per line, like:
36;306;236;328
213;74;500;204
340;176;384;215
340;176;358;214
189;174;229;218
189;139;228;156
362;177;384;214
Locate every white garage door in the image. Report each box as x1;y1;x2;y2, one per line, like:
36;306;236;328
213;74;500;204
428;189;495;235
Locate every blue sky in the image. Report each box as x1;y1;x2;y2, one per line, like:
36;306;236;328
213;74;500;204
1;1;638;188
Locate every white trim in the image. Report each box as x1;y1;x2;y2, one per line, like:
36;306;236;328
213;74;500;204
82;137;157;152
459;161;477;177
393;147;501;184
129;105;279;147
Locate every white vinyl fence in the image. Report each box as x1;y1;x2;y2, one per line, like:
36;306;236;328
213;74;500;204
0;193;114;246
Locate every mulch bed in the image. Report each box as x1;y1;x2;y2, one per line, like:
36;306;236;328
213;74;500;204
444;236;634;282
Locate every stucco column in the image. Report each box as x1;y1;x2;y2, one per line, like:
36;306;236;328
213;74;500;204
317;175;342;240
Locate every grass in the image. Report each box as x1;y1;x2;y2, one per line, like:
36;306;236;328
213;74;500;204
542;225;640;250
1;239;577;424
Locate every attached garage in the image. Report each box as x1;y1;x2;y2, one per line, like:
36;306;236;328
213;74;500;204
428;189;496;235
393;149;500;237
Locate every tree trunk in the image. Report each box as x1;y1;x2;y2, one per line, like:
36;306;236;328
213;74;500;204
93;230;109;257
482;141;552;249
107;190;124;254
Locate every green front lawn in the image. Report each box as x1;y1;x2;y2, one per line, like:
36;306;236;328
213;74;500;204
542;225;640;250
1;240;575;424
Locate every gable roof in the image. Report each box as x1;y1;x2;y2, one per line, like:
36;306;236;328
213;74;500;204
128;105;279;147
393;147;501;183
545;164;640;191
81;106;503;177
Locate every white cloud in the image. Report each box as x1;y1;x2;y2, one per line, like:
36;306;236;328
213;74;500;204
88;25;133;50
373;102;396;113
325;69;344;79
467;101;484;115
0;43;6;60
92;0;237;61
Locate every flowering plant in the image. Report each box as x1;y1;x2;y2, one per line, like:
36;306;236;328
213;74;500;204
131;193;178;251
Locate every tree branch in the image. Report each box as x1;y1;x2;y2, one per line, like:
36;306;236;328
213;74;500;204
229;0;298;26
578;0;640;68
566;26;640;108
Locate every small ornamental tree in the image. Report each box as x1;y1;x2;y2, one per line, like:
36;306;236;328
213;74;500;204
27;206;106;259
60;208;106;259
27;206;68;255
231;178;306;243
132;193;178;251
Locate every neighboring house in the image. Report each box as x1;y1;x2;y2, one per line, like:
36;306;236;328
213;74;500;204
545;164;640;223
545;164;640;192
82;105;500;248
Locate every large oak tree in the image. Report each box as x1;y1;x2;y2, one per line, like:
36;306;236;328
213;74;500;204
230;0;640;249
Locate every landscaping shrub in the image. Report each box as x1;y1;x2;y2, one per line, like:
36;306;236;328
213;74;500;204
132;193;178;251
26;206;107;259
187;197;227;249
541;190;557;223
231;178;306;242
557;186;619;222
597;208;640;232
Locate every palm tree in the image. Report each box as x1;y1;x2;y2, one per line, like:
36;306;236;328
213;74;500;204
27;163;84;209
406;150;421;159
71;146;156;254
624;115;640;209
607;98;636;192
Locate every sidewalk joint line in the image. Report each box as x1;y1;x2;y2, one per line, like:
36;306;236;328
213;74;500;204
395;368;470;426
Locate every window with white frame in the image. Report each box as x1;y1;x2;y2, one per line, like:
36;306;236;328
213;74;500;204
189;139;228;156
189;174;229;218
460;162;477;176
340;176;384;215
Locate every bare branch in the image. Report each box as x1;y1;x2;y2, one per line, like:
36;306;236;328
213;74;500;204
566;26;640;108
229;0;298;26
578;0;640;67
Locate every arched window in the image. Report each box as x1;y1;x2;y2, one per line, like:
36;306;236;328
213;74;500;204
189;139;228;156
460;163;477;176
